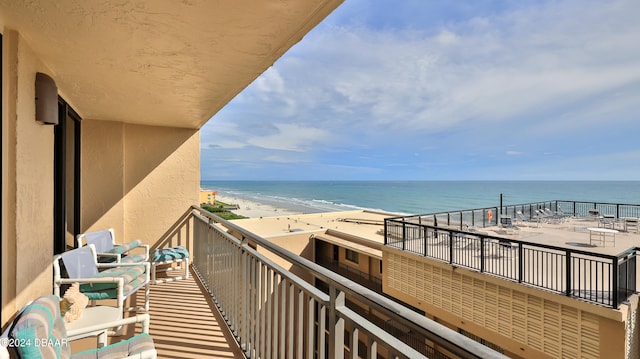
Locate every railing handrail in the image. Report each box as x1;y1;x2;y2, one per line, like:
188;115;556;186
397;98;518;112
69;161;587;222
191;206;508;359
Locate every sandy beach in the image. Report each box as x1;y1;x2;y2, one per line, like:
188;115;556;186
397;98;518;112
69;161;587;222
214;193;303;218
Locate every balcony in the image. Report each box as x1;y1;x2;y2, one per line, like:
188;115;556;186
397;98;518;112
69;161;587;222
140;276;243;358
143;206;506;359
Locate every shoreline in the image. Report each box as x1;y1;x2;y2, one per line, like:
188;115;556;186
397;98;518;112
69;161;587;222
215;193;303;219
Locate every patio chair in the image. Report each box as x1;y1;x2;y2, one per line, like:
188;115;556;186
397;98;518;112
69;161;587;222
598;215;617;229
535;209;558;224
544;208;569;222
53;244;150;314
77;228;149;263
500;217;518;229
515;211;539;227
0;294;156;359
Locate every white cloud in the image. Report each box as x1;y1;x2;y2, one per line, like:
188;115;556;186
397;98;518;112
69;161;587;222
247;123;330;152
263;155;308;163
202;0;640;180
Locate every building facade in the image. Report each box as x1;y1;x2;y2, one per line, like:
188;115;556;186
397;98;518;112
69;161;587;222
0;0;342;328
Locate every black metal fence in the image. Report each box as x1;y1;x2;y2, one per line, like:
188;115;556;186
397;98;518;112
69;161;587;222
396;200;640;231
384;200;640;308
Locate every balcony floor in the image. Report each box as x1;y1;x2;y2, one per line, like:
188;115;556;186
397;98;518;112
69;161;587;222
134;271;244;359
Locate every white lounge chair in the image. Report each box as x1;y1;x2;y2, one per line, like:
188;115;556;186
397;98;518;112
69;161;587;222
0;295;156;359
516;211;540;227
77;228;149;263
53;244;150;314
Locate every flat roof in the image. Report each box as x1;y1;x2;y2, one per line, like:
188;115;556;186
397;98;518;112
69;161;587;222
231;210;394;244
231;210;640;257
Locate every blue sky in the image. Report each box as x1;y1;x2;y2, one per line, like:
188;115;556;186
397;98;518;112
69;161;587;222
201;0;640;180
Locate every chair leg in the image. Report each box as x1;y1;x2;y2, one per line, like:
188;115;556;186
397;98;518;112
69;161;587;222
144;283;150;312
185;258;190;279
151;262;157;284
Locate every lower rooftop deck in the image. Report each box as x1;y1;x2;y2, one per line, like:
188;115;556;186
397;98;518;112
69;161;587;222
386;206;640;308
465;216;639;255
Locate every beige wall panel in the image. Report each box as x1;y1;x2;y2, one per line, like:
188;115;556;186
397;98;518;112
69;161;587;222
7;32;55;319
624;296;640;358
1;28;19;326
384;249;628;359
123;124;199;246
257;233;314;283
80;119;125;236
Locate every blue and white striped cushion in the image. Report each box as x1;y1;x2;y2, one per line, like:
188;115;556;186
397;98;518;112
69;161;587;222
151;246;189;262
9;295;71;359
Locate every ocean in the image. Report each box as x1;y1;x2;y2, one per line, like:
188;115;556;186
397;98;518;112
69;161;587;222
201;181;640;215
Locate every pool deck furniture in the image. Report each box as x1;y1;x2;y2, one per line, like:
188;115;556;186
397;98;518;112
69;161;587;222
65;305;122;347
587;227;618;247
623;217;640;233
151;246;190;284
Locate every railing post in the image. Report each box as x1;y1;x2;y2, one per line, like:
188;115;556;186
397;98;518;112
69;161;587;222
240;236;249;354
384;220;387;245
449;232;454;265
518;243;523;283
423;225;428;256
480;237;485;272
402;220;406;251
565;251;572;297
612;257;619;307
329;287;345;359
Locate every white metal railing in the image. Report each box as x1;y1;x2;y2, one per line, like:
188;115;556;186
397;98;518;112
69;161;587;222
186;207;507;359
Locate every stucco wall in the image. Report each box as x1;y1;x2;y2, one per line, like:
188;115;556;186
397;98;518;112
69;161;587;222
2;29;56;324
255;233;315;284
81;120;199;247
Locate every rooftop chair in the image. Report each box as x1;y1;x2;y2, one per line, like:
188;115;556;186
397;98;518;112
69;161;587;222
544;208;569;222
497;216;519;235
54;244;150;314
515;210;540;227
500;217;517;228
77;228;149;263
0;295;156;359
598;215;617;229
535;209;558;224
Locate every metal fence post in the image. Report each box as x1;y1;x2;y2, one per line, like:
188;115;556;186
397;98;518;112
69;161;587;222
402;220;406;251
384;220;387;245
518;243;523;283
565;251;572;297
480;237;485;273
613;257;619;307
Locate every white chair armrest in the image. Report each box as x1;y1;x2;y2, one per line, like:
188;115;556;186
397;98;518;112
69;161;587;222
96;262;151;271
56;277;125;285
96;252;122;261
67;313;151;338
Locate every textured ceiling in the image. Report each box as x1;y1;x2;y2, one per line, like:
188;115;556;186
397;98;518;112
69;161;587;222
0;0;342;128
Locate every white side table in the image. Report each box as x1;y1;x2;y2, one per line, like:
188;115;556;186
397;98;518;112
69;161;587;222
65;306;122;347
587;227;618;247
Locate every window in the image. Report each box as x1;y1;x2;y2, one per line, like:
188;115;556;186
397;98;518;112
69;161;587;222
345;249;359;264
53;99;81;253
